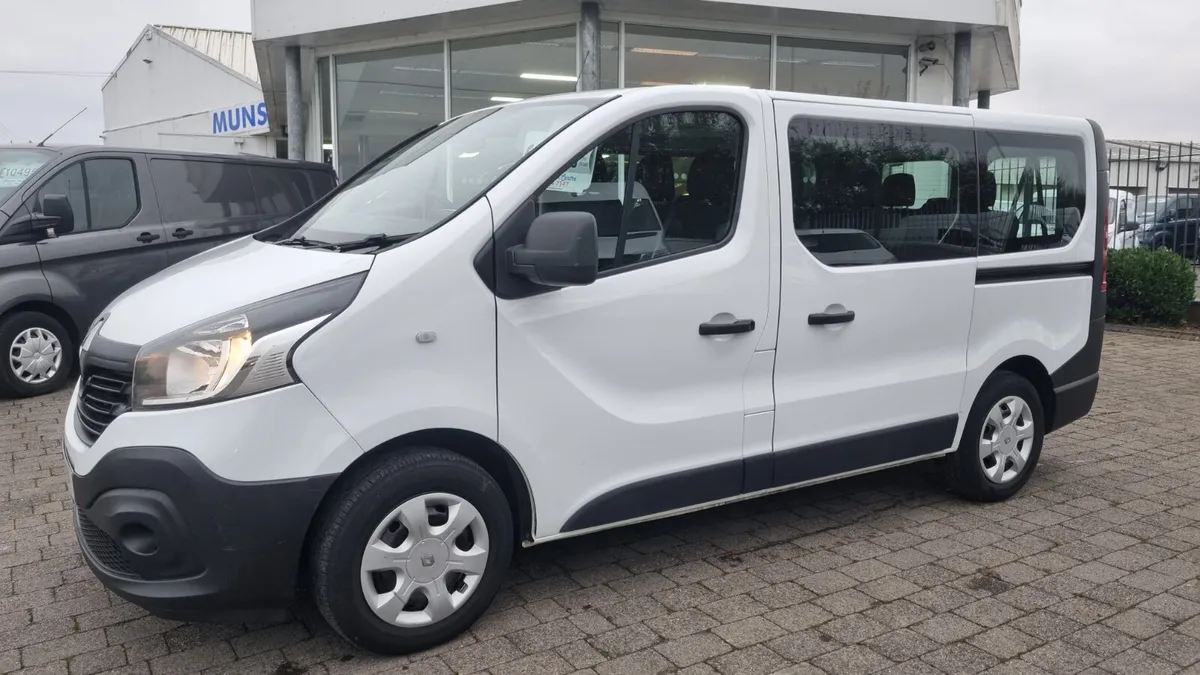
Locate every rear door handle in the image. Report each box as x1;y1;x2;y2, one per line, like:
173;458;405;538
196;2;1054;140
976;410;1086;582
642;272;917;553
808;310;855;326
171;228;193;239
699;319;756;336
136;232;161;244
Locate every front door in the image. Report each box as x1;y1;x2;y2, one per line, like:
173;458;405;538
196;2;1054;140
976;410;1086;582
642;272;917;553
30;154;171;332
493;96;774;537
771;100;978;486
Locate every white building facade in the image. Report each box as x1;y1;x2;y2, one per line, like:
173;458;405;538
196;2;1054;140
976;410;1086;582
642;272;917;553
102;25;279;157
250;0;1021;176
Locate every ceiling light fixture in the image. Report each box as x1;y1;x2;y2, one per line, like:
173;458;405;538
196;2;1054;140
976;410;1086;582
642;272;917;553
490;95;524;102
520;72;577;82
631;47;698;57
367;109;420;116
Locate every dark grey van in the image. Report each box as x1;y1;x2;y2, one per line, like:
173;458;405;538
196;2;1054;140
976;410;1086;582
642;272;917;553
0;145;336;398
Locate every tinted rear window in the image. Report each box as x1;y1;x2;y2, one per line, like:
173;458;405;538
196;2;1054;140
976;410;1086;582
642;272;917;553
150;159;258;222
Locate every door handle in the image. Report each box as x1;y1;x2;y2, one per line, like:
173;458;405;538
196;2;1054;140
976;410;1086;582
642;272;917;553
808;310;855;326
699;319;755;336
171;228;193;239
136;232;161;244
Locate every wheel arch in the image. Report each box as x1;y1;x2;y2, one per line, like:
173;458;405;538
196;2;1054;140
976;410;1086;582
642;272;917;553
310;428;535;548
994;355;1056;431
0;300;80;346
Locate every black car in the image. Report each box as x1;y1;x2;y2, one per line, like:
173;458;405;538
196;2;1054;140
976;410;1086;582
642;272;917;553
0;145;336;398
1134;193;1199;258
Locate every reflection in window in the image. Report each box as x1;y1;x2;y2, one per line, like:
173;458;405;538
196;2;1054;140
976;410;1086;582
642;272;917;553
777;38;908;101
978;131;1086;255
536;111;744;272
336;43;445;178
319;56;333;166
450;27;577;116
789;117;976;264
600;22;619;89
625;25;770;89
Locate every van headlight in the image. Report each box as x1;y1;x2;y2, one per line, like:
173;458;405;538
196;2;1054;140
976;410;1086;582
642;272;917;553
131;273;365;409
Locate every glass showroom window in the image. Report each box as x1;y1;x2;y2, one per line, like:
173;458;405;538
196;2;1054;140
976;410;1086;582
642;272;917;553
336;43;446;177
624;25;770;89
599;22;619;90
776;38;908;101
450;27;578;116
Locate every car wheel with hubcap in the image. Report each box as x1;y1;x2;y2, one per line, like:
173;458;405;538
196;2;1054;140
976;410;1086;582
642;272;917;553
0;311;75;399
944;370;1044;502
310;448;513;655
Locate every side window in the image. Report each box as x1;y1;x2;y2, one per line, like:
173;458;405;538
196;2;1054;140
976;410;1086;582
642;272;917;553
978;130;1086;255
249;166;308;217
306;169;336;198
788;117;977;265
533;111;744;273
33;163;90;232
150;159;259;222
84;159;139;230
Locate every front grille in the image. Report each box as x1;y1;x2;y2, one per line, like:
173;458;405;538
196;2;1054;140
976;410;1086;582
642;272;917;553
76;509;140;579
75;368;132;444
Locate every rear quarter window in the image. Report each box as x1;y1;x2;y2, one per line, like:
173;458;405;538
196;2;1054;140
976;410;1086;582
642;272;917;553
150;159;258;222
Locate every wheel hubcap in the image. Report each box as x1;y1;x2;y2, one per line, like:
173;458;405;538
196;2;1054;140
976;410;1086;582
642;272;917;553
9;328;62;385
360;492;489;628
979;395;1035;484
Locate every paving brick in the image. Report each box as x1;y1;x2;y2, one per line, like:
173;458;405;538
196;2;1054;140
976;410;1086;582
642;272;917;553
654;632;731;668
1104;608;1174;640
148;643;236;675
811;645;893;675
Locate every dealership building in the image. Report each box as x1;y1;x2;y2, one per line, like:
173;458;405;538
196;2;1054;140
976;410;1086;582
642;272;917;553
245;0;1020;175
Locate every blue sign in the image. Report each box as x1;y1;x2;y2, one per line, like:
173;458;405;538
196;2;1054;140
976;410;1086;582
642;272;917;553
212;101;269;134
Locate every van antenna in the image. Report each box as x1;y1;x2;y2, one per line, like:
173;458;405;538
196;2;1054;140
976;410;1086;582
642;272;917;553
36;107;87;147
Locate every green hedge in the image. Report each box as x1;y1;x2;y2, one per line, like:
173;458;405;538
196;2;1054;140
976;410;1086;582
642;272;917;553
1107;247;1197;325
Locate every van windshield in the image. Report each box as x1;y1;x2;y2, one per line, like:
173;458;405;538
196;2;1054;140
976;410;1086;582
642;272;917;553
0;148;55;202
284;95;612;247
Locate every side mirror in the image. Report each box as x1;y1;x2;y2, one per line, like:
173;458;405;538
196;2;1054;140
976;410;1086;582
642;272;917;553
36;194;74;235
507;212;598;287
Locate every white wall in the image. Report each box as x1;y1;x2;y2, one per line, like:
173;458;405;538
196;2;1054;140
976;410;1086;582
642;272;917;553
103;28;270;154
103;112;274;157
253;0;1010;41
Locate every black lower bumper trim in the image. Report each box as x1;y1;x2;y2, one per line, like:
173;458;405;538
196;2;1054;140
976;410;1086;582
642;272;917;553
1051;373;1099;433
72;446;337;621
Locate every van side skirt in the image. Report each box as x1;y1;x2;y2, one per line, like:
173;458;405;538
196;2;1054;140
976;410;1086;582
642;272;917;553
560;415;959;533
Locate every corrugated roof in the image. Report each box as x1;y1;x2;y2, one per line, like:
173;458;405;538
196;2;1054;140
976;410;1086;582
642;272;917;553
154;25;258;83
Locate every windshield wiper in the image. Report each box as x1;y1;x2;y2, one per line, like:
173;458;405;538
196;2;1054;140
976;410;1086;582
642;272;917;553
332;233;416;252
275;236;342;250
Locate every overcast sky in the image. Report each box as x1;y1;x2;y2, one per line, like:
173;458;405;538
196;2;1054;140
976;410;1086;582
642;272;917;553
1;0;1197;145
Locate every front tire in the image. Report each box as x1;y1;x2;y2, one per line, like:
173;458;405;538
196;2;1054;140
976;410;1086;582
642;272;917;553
309;448;514;655
944;371;1044;502
0;311;75;399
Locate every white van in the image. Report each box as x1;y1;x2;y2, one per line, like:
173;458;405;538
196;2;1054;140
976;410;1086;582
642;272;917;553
1109;188;1138;249
63;86;1106;655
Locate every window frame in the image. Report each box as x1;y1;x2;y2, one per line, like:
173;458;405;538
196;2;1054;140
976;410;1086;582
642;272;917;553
785;114;979;267
80;157;142;232
529;105;751;280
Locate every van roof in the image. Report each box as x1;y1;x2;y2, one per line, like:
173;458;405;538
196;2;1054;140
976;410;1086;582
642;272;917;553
0;143;332;171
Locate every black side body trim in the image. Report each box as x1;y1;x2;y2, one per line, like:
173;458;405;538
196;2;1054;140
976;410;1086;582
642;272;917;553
772;415;959;488
561;415;959;533
561;458;743;532
975;262;1092;284
1051;372;1100;432
72;446;336;621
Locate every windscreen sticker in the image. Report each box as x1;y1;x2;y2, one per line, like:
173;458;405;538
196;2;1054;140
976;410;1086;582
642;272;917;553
546;149;597;194
0;161;43;188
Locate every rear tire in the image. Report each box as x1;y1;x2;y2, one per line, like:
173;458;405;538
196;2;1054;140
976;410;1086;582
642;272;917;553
944;371;1044;502
0;311;75;399
309;447;513;655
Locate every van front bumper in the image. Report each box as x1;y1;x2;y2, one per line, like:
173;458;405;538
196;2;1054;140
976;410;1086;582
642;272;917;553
71;445;337;622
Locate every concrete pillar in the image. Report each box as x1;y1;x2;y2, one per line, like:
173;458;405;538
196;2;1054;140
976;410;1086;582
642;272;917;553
952;31;972;108
579;2;601;91
285;46;304;160
977;90;991;109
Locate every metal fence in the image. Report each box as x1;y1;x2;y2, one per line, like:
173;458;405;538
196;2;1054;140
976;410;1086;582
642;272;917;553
1107;140;1200;268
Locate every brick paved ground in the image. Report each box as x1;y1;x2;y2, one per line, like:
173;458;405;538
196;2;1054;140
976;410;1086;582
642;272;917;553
4;331;1200;675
